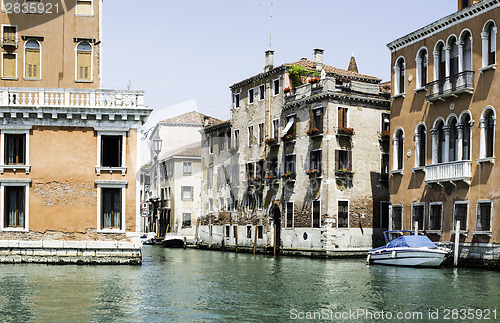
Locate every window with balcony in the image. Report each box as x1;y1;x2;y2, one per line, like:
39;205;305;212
101;188;122;229
432;120;446;164
415;124;426;168
309;107;323;134
4;186;25;229
461;113;472;160
76;0;93;16
394;57;405;95
312;200;320;228
482;21;497;68
411;203;424;231
448;117;459;162
284;154;296;176
76;41;92;81
282;115;295;139
461;31;472;72
390;205;402;230
286;202;294;228
476;201;492;232
480;108;495;160
25;39;40;79
449;36;459;78
454;202;468;231
336;149;352;173
338;200;349;228
2;25;16;47
416;48;428;89
310;150;321;173
429;203;442;231
2;52;16;79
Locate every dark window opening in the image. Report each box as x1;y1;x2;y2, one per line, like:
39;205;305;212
338;201;348;228
5;186;25;228
412;204;424;231
312;200;320;228
102;188;121;229
429;204;442;230
101;135;122;167
310;150;321;172
247;226;252;239
477;202;491;231
286;202;293;228
257;225;263;239
391;205;402;230
5;134;25;165
454;203;467;231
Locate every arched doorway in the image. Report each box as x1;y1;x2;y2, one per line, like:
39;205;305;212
270;204;281;255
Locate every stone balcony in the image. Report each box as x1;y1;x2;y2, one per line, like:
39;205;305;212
425;71;474;102
424;160;472;185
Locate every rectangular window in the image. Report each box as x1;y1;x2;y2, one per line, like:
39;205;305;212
429;203;442;230
183;161;192;175
268;157;278;178
258;123;264;144
182;213;192;228
256;190;263;210
338;107;348;129
181;186;193;201
310;150;321;172
2;25;16;46
312;200;320;228
101;135;122;167
207;166;213;188
256;159;265;180
209;198;213;212
76;0;93;15
247;226;252;239
338;200;349;228
248;88;254;104
382;113;390;132
246;162;254;180
101;188;121;229
284;154;296;174
284;115;296;137
273;79;280;96
257;225;263;239
454;202;468;231
225;225;230;238
476;201;492;231
4;186;25;228
208;135;213;154
286;202;293;228
391;205;403;230
381;153;389;175
272;119;279;140
411;204;424;231
234;130;239;150
234;93;240;108
2;53;16;78
258;84;265;100
5;134;25;165
248;125;254;146
76;50;91;81
336;150;352;172
380;201;390;228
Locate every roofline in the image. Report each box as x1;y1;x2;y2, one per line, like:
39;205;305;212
230;66;286;90
387;0;500;52
202;120;232;133
283;91;390;109
161;155;202;162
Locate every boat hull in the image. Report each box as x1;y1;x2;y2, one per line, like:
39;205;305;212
368;248;449;267
162;237;185;248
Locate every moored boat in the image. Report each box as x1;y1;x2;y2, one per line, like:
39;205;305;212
162;234;185;248
367;231;451;267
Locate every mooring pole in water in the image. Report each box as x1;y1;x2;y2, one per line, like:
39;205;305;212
454;220;460;267
253;225;258;255
235;225;238;254
414;221;418;235
273;224;277;257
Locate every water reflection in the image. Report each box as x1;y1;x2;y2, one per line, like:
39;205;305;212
0;248;498;322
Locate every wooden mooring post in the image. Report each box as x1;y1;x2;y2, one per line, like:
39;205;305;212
454;221;460;267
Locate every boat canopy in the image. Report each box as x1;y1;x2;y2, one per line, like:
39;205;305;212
387;235;437;249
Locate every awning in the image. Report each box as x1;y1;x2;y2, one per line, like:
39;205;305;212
283;116;295;134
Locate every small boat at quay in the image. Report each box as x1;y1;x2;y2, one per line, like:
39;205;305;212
367;231;451;267
162;233;185;248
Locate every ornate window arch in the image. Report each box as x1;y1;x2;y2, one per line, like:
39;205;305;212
482;20;497;68
394;56;405;95
415;123;427;167
393;127;404;171
480;106;496;159
415;47;428;88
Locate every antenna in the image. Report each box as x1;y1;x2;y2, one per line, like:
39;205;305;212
269;3;273;49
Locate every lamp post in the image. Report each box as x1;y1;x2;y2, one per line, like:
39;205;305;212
152;131;162;237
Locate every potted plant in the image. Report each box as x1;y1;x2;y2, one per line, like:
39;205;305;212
305;169;320;177
284;87;291;94
337;127;355;135
265;138;277;145
379;130;390;138
282;171;295;179
307;128;320;136
308;77;320;85
281;133;294;142
336;168;354;176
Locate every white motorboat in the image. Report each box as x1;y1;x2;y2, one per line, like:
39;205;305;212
367;231;451;267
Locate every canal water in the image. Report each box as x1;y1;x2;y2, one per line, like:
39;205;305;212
0;246;498;322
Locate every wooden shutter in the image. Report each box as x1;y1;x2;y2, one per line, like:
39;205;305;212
335;150;340;171
338;108;346;128
348;150;352;170
25;49;40;78
77;0;92;15
77;51;91;80
309;109;316;130
3;54;16;78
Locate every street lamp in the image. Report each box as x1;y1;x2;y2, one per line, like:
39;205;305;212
151;131;163;238
152;132;162;156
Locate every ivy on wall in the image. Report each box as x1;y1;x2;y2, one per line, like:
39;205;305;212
288;64;320;89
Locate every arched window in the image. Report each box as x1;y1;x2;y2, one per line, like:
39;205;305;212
483;109;495;158
461;31;472;72
482;21;497;67
448;117;458;162
449;37;459;77
416;48;428;88
394;57;405;95
433;120;446;164
461;113;471;160
415;124;426;167
393;129;404;170
25;39;40;79
76;42;92;81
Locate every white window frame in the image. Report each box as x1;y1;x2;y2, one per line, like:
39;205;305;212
428;202;443;232
74;41;93;82
75;0;94;16
258;122;264;145
95;180;127;233
181;186;194;201
391;127;405;173
248;125;254;147
0;126;31;174
478;106;496;162
273;78;280;96
234;93;240;109
1;51;17;80
389;204;403;230
23;38;42;80
411;202;425;231
1;24;17;47
272;118;279;140
453;201;468;232
415;47;428;91
182;212;192;228
183;161;192;175
475;200;493;233
0;179;31;232
258;84;265;101
248;88;255;104
95;130;127;175
480;20;497;71
393;56;406;97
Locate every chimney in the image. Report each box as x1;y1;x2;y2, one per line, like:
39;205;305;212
265;49;275;72
314;48;324;71
203;116;210;127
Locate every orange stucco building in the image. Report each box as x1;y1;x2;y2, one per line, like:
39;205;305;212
0;1;151;263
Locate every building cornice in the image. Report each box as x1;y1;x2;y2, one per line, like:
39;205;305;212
283;91;390;109
203;121;231;133
230;66;286;90
387;0;500;52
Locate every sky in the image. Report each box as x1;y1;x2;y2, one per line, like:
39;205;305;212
102;0;457;124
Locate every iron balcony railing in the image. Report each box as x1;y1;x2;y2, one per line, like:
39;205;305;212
425;71;474;102
424;160;472;185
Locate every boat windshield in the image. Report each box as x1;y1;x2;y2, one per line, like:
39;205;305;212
387;235;437;249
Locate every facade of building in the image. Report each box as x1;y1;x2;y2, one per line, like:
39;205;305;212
199;49;390;256
387;0;499;266
147;111;220;239
0;0;151;264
